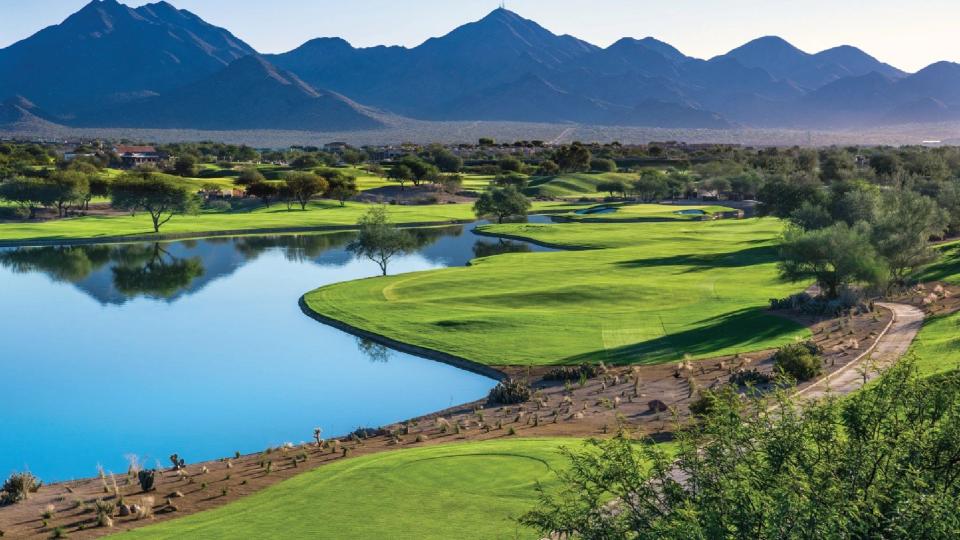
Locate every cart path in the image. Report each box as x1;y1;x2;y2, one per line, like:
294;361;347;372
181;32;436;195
796;302;925;401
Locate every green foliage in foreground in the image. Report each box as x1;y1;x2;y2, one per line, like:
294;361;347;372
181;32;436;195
305;218;808;366
522;360;960;539
120;439;581;540
0;201;579;243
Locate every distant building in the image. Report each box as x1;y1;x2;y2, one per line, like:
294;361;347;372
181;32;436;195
114;145;160;168
323;142;350;154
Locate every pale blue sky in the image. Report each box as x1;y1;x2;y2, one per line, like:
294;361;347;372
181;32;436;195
1;0;956;72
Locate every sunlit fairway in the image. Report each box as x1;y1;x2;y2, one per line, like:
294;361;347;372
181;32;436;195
0;200;579;244
305;218;809;366
120;439;581;540
526;172;637;198
910;243;960;377
557;203;738;222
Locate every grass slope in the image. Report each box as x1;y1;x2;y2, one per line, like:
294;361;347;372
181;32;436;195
559;203;737;223
120;438;579;540
911;242;960;377
0;201;577;243
526;172;636;198
305;218;808;366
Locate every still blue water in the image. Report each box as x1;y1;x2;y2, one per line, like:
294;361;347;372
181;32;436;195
0;220;554;481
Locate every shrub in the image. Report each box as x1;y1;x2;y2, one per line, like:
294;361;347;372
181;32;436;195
773;342;823;381
137;469;156;493
0;472;42;505
729;369;773;387
350;427;386;439
487;379;532;405
543;365;600;381
770;290;870;317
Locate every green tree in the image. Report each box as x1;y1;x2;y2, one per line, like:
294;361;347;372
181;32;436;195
47;170;90;217
388;164;413;191
284;172;328;210
473;185;531;224
537;160;560;176
779;222;888;297
494;172;529;190
439;174;464;195
633;169;667;201
871;190;948;284
347;206;415;276
521;360;960;539
324;173;359;207
590;158;617;173
432;149;463;173
110;172;198;233
597;180;628;198
398;156;439;186
0;177;57;218
173;155;198;177
554;144;591;173
246;182;278;207
498;156;523;173
235;167;266;186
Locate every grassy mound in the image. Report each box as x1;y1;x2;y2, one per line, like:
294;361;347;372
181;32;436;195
526;172;636;198
122;438;580;540
558;203;738;223
304;218;808;366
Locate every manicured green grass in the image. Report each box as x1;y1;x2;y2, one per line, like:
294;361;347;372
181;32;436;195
305;218;809;366
558;203;738;223
917;240;960;285
526;172;636;198
909;312;960;377
119;438;581;540
0;201;579;243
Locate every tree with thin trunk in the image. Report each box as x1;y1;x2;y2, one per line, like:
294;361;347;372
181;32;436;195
347;206;414;276
111;172;198;233
473;185;531;224
284;172;327;210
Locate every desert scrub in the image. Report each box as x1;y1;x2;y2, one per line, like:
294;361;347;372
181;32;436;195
543;365;600;381
487;379;532;405
773;341;823;382
0;471;42;505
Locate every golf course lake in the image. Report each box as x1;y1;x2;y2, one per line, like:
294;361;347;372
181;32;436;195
0;219;556;481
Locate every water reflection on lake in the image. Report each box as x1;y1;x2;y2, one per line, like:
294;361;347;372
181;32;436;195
0;220;555;480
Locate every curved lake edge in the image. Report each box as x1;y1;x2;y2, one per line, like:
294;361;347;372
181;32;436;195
297;296;507;382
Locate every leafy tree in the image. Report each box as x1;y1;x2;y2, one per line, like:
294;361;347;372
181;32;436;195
398;156;439;186
598;180;628;198
173;155;198;177
247;182;278;207
235;167;266;186
779;222;888;297
757;174;825;218
47;170;90;217
590;158;617;173
494;172;529;190
0;177;57;218
473;185;531;224
341;149;367;165
871;190;948;284
290;154;320;169
537;160;560;176
432;149;463;172
521;360;960;540
554;144;591;173
347;206;415;276
284;172;328;210
498;157;523;173
110;172;198;232
820;149;854;182
439;174;464;195
324;173;359;207
633;169;667;201
388;164;413;191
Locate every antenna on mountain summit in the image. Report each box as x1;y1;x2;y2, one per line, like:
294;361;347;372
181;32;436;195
500;1;506;9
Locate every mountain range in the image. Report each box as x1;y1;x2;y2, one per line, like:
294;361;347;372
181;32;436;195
1;0;958;132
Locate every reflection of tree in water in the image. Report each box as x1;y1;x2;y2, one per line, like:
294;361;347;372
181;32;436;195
0;243;206;300
0;245;113;283
356;337;391;363
472;239;533;259
111;243;204;299
234;233;355;263
407;225;463;249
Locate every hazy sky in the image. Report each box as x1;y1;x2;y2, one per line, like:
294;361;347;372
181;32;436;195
1;0;956;72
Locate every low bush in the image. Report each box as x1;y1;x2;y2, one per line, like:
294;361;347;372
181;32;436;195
137;470;156;492
543;365;600;381
773;342;823;381
770;290;871;317
487;379;532;405
350;427;386;439
0;472;42;505
729;368;774;387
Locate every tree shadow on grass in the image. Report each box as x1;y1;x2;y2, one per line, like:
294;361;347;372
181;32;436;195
615;245;778;273
561;307;804;366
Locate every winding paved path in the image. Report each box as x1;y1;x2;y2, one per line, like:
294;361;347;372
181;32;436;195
796;302;926;401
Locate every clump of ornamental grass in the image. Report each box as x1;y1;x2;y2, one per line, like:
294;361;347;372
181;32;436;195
0;471;42;505
487;379;532;405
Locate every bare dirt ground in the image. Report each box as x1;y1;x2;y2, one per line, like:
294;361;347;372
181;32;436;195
1;300;919;539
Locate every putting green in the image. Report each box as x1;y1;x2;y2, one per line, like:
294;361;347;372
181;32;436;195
119;438;580;540
305;217;809;366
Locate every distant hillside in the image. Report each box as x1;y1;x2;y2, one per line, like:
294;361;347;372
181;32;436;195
1;1;958;131
79;56;385;131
